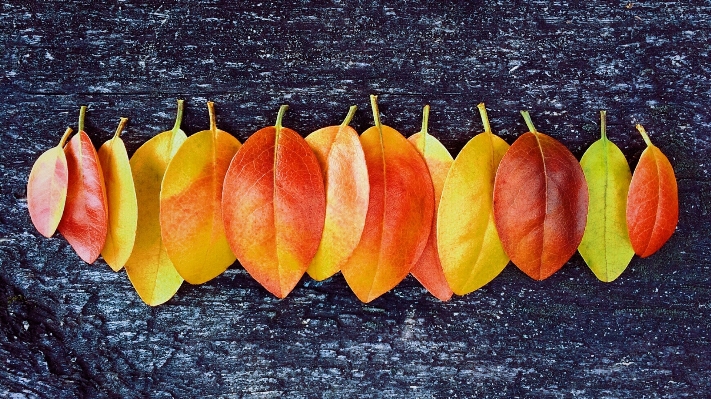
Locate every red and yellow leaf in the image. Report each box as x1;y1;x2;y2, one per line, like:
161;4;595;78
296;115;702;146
222;105;326;298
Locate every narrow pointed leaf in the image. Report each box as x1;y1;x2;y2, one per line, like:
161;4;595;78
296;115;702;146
58;106;109;264
305;106;369;281
407;105;454;301
27;128;72;238
579;111;634;281
438;103;510;295
626;124;678;258
493;111;588;280
161;101;241;284
341;95;434;303
98;118;138;271
125;100;186;306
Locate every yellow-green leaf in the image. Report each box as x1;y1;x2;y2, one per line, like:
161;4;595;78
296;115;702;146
579;111;634;282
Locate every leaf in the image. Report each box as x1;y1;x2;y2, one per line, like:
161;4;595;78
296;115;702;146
160;101;241;284
626;124;678;258
578;111;634;281
98;118;138;272
438;103;510;295
304;106;369;281
407;105;454;301
222;105;326;298
493;111;588;280
341;95;434;303
57;106;109;264
125;100;186;306
27;127;72;238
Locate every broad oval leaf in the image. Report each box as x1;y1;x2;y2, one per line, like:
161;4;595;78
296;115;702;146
223;105;326;298
126;100;186;306
438;103;510;295
579;111;634;281
58;106;109;264
161;101;241;284
341;95;434;303
305;106;369;281
493;111;588;280
626;124;678;258
407;105;454;301
27;128;72;238
98;118;138;271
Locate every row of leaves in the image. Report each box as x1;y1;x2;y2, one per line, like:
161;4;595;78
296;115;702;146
27;96;678;305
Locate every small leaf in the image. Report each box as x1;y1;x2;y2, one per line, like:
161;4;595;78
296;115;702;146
27;127;72;238
438;103;510;295
341;95;434;303
305;106;370;281
223;105;326;298
493;111;588;280
125;100;186;306
160;101;241;284
98;118;138;271
407;105;454;301
626;124;678;258
579;111;634;281
58;106;109;264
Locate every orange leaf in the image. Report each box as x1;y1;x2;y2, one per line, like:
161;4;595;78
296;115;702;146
58;106;109;264
222;105;326;298
626;124;678;257
407;105;454;301
27;127;72;238
493;111;588;280
341;95;434;303
160;101;241;284
305;106;369;281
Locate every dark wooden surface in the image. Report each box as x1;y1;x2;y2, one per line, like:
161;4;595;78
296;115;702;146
2;1;710;397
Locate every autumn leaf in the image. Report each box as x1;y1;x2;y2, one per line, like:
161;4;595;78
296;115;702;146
98;118;138;272
579;111;634;281
125;100;186;306
626;124;678;258
57;106;109;264
305;106;369;281
27;127;72;238
160;101;241;285
407;105;454;301
222;105;326;298
341;95;434;303
438;103;510;295
493;111;588;280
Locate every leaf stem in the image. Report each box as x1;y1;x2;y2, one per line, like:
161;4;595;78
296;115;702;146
600;110;607;140
636;124;653;147
478;103;492;134
275;104;288;134
520;110;537;134
78;106;87;132
114;117;129;139
420;104;429;152
207;101;217;133
58;127;73;147
370;95;382;129
173;99;184;131
341;105;357;127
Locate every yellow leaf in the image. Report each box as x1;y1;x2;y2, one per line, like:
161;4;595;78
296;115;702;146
438;103;510;295
98;118;138;271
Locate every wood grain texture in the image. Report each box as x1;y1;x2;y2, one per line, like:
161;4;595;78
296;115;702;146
1;1;710;397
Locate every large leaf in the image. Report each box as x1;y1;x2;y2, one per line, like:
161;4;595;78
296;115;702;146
438;103;510;295
125;100;186;306
98;118;138;272
57;106;108;264
579;111;634;281
341;95;434;303
305;106;369;281
161;101;241;284
493;111;588;280
27;128;72;238
626;124;678;258
223;106;326;298
407;105;454;301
